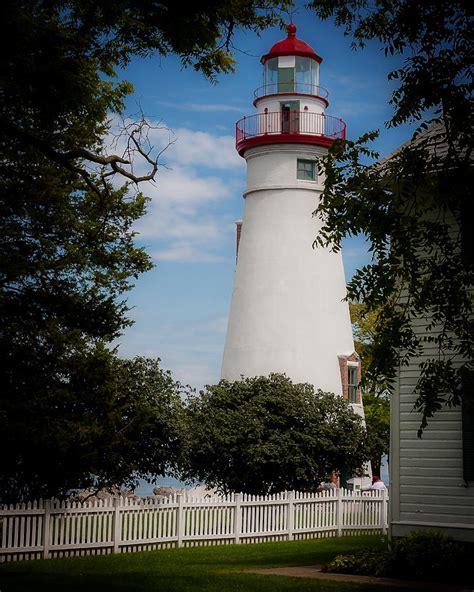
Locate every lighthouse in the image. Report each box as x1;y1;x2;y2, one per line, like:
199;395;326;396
221;24;364;414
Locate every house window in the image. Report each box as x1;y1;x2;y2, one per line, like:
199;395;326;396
348;365;358;403
297;159;316;181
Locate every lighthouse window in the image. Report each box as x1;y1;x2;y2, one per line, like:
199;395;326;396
295;57;311;94
297;159;316;181
348;366;358;403
278;67;294;93
264;57;278;91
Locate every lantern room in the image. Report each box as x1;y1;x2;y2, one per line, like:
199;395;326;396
263;55;320;95
260;23;322;97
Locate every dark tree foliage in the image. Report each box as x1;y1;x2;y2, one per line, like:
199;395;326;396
180;374;370;495
1;0;288;501
308;0;473;434
3;0;289;193
1;356;187;504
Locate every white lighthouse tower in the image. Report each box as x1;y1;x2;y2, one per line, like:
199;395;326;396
221;24;364;415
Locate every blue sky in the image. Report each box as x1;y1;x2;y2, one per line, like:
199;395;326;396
115;7;416;390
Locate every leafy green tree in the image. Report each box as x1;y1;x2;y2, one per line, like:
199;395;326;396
349;302;391;396
350;303;390;475
362;392;390;477
1;356;187;503
1;0;288;501
308;0;472;433
180;374;370;495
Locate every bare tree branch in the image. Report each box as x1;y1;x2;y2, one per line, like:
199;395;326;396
3;112;174;197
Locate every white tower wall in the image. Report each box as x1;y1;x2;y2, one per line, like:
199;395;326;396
221;144;355;395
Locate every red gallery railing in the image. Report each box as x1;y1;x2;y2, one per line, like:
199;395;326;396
236;111;346;152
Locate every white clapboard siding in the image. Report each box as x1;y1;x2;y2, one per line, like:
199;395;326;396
392;297;474;540
397;344;472;525
0;488;388;562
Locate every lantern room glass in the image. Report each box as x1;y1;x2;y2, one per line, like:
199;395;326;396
295;57;311;93
264;56;319;96
264;58;278;93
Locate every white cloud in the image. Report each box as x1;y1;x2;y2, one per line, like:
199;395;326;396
105;121;244;263
168;128;243;170
134;166;236;245
131;122;243;171
152;241;227;263
150;165;232;206
157;219;224;241
157;100;245;113
105;118;243;173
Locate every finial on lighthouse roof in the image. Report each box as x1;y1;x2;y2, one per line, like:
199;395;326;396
261;23;322;64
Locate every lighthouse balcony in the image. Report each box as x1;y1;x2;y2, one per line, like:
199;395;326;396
253;83;329;107
236;111;346;155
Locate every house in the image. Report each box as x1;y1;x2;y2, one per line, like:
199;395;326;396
387;124;474;542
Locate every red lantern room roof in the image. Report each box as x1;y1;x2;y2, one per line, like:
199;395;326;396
261;23;322;64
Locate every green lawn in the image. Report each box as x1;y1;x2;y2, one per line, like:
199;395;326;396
0;535;406;592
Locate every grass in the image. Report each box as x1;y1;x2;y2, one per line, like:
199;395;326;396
0;535;408;592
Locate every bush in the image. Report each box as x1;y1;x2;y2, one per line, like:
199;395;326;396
325;530;473;584
180;374;370;494
389;530;466;582
323;548;391;577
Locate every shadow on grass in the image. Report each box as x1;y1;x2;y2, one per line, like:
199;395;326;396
0;571;403;592
0;535;391;592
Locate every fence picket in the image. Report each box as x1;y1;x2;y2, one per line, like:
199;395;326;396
287;491;294;540
112;498;120;554
42;500;51;559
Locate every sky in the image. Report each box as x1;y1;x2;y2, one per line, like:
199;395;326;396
114;5;417;391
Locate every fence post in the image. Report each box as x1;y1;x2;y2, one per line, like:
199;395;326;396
113;497;121;554
381;489;388;535
234;494;242;545
287;491;294;541
336;488;343;537
43;500;51;559
176;494;185;548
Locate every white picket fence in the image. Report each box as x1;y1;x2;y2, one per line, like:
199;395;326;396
0;488;388;562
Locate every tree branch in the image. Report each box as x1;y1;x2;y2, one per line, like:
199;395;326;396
3;115;173;196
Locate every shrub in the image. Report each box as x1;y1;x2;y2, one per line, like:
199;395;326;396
323;548;391;577
180;374;370;494
389;530;471;584
325;530;473;584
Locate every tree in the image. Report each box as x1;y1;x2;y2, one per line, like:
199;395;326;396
1;1;288;500
350;302;390;396
4;1;289;193
180;374;370;495
1;356;187;503
350;303;390;475
308;0;472;433
362;392;390;477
